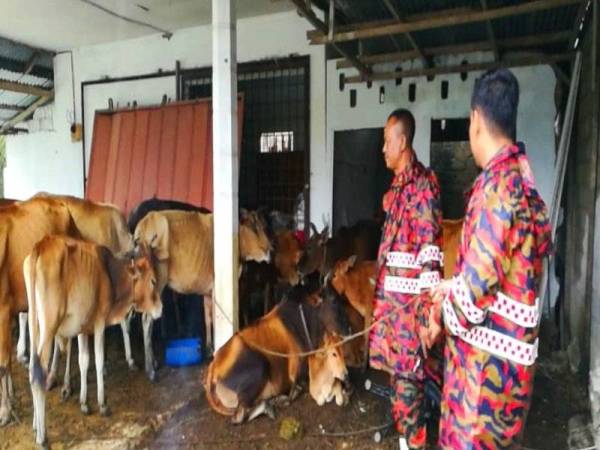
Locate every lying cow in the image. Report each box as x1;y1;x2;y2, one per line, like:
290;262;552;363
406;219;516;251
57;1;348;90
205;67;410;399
298;220;381;279
25;237;162;448
134;208;271;380
205;283;350;423
0;196;80;426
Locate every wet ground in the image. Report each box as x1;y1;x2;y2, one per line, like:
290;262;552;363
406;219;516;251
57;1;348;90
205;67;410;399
0;321;590;450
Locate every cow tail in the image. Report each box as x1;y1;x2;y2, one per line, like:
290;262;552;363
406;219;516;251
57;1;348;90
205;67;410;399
205;360;233;416
28;246;45;389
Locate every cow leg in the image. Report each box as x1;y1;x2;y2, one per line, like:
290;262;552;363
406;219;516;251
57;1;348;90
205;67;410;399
94;327;110;416
247;401;275;422
30;312;54;447
47;338;62;390
142;313;156;382
0;302;14;427
120;314;136;371
16;312;28;365
78;334;90;415
204;294;213;354
61;338;72;401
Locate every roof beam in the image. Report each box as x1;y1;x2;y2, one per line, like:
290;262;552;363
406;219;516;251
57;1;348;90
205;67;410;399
480;0;499;61
0;104;26;112
291;0;371;78
381;0;429;67
309;0;582;45
0;92;54;134
569;0;591;49
344;53;573;83
0;55;53;80
0;80;53;97
336;30;572;68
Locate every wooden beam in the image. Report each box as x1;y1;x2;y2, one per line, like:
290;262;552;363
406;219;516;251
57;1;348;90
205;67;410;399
345;53;573;83
480;0;499;61
0;80;52;97
0;93;53;133
336;30;572;68
23;51;39;76
382;0;429;68
291;0;371;78
307;6;476;40
309;0;582;45
0;55;53;80
0;104;26;112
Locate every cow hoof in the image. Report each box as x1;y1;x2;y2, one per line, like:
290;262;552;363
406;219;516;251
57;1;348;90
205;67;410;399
36;439;49;450
127;360;137;371
0;406;12;427
45;376;56;391
80;404;90;415
61;386;72;401
100;405;111;417
264;403;276;420
146;369;157;383
17;354;29;367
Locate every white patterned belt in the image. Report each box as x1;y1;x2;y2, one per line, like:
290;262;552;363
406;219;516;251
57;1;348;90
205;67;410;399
386;246;444;270
443;296;538;366
384;271;440;294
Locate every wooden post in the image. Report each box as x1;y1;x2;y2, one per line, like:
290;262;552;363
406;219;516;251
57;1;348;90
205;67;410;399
212;0;239;351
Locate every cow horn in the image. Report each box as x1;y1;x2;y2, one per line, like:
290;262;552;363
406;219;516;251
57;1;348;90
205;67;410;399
310;222;318;236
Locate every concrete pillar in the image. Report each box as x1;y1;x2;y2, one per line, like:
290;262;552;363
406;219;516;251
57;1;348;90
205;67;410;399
212;0;239;351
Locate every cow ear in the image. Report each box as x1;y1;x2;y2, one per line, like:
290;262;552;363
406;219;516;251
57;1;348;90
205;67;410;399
151;213;170;261
319;226;329;244
240;208;249;223
127;260;140;279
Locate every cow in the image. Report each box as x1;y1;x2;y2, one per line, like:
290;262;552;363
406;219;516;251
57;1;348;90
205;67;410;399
0;197;80;426
17;194;136;394
297;220;381;280
329;256;376;369
308;333;350;407
127;196;211;233
205;282;350;423
134;208;271;380
441;218;462;279
25;236;162;448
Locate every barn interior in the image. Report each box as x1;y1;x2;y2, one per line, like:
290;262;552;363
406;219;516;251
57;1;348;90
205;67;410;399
0;0;598;449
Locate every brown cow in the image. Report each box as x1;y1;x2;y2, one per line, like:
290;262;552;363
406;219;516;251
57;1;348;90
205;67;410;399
205;283;349;423
308;333;350;406
330;256;376;368
18;194;136;396
25;236;162;447
134;208;271;380
441;218;462;279
0;197;79;426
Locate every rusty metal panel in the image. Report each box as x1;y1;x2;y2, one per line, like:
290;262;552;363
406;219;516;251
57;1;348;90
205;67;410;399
86;99;243;215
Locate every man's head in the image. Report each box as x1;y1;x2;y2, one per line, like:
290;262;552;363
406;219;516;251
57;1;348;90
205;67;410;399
469;68;519;167
383;108;415;174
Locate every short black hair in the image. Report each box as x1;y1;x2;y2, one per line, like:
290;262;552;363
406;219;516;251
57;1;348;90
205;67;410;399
387;108;415;146
471;68;519;140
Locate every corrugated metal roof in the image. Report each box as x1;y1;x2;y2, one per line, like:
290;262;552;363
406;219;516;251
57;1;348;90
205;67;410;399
86;98;244;215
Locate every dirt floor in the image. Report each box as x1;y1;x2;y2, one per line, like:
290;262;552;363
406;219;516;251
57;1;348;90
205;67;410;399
0;321;591;450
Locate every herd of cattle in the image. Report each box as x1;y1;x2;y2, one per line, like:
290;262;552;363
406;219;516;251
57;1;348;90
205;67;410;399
0;192;462;447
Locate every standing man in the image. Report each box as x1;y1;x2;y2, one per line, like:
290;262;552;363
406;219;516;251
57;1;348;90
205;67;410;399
369;109;444;450
429;69;552;448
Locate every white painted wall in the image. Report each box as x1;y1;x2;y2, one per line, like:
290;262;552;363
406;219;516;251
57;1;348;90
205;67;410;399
5;10;328;224
326;52;558;218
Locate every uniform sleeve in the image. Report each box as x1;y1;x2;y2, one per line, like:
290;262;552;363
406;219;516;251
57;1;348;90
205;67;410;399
414;180;443;328
442;187;513;335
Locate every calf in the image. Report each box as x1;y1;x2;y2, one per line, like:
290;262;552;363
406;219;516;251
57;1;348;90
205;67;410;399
308;333;350;406
25;237;162;447
205;283;349;423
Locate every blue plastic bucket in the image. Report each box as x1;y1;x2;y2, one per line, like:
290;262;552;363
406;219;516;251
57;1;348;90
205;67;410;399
165;337;203;367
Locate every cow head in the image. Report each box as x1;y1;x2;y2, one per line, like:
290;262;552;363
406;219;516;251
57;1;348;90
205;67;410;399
329;255;357;295
133;211;170;262
308;333;350;406
128;243;163;320
297;223;328;277
239;208;271;263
